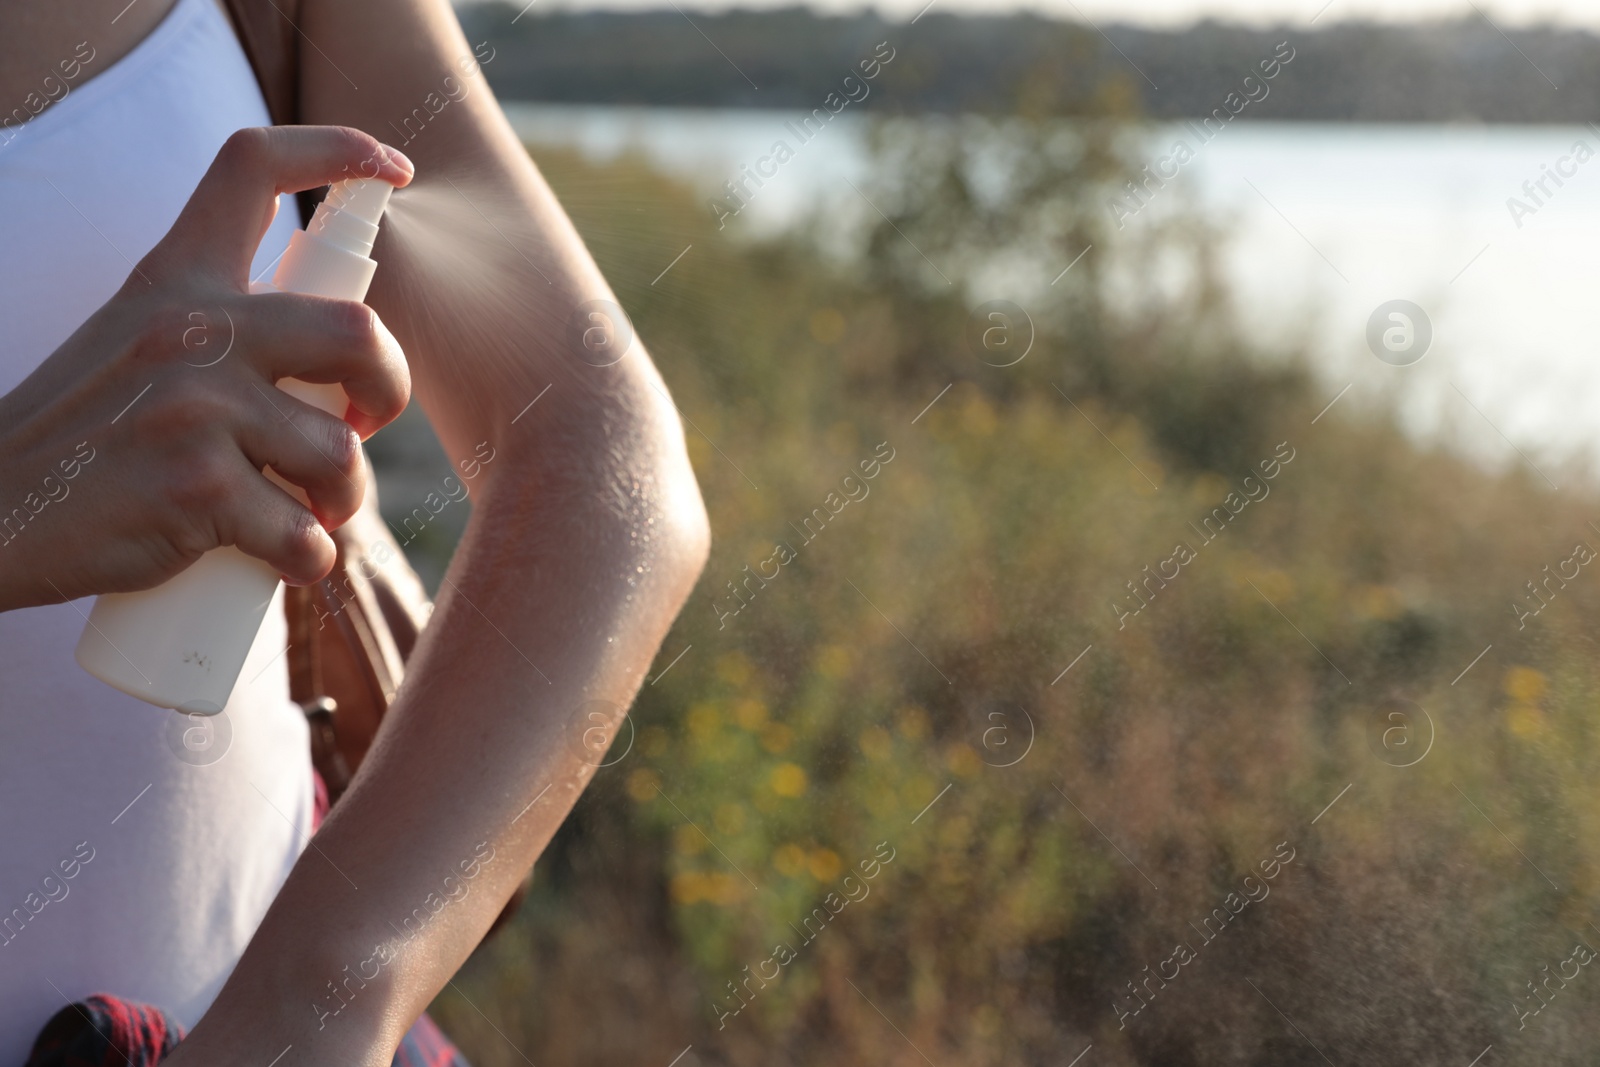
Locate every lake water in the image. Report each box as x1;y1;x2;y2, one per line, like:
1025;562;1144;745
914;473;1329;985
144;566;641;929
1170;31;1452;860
502;104;1600;480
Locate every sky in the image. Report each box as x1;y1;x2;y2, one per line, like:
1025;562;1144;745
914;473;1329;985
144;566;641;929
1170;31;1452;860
471;0;1599;28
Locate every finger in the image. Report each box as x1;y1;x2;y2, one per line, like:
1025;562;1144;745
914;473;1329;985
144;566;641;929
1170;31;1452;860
212;450;337;585
238;384;368;531
154;126;414;285
235;292;411;432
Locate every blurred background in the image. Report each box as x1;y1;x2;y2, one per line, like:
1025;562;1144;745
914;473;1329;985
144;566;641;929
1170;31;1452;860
365;1;1600;1062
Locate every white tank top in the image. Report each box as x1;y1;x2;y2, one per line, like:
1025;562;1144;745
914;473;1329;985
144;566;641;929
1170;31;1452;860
0;0;312;1058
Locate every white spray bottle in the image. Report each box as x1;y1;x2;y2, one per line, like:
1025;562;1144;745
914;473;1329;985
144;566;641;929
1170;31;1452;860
76;178;396;715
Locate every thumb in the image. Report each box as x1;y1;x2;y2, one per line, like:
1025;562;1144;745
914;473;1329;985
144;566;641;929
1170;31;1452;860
152;125;413;287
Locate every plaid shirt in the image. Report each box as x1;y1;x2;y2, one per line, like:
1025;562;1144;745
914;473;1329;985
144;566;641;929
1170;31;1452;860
23;994;469;1067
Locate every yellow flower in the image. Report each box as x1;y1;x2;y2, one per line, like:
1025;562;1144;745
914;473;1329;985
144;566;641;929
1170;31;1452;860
760;722;794;753
1355;584;1402;620
1249;568;1294;603
770;762;808;798
672;871;743;906
867;783;900;818
675;823;707;855
1506;703;1546;739
895;705;930;741
960;393;998;438
733;698;768;731
709;872;743;905
687;701;721;741
817;644;852;680
1503;666;1547;705
670;871;707;905
716;651;753;686
945;743;982;778
626;769;660;802
807;848;842;882
859;726;893;761
773;844;808;878
905;776;938;810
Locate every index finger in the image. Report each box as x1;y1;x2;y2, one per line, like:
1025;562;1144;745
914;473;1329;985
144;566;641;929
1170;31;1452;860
153;125;413;287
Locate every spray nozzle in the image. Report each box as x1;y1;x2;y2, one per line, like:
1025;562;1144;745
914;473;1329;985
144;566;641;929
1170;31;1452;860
307;178;392;260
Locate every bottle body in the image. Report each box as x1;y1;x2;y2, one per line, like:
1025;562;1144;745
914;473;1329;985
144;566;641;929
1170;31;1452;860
75;179;392;714
75;548;282;714
75;378;348;714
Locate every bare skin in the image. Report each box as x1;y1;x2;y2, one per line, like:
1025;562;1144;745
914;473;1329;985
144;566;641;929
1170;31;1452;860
0;0;171;124
1;2;710;1066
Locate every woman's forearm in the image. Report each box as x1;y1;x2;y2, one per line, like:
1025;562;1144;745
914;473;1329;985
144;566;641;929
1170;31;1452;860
176;441;706;1067
170;313;709;1065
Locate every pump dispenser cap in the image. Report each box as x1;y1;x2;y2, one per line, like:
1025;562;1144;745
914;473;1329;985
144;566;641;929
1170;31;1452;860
271;177;391;303
308;178;392;259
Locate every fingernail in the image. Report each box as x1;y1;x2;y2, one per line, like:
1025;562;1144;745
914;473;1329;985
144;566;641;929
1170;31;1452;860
380;144;415;179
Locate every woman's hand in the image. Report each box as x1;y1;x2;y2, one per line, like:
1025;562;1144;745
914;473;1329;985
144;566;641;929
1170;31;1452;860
0;126;414;612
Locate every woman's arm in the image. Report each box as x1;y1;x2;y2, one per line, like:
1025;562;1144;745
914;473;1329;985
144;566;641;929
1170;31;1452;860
166;4;709;1067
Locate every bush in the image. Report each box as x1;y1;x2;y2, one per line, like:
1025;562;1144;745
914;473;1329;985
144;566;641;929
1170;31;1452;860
418;121;1600;1066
